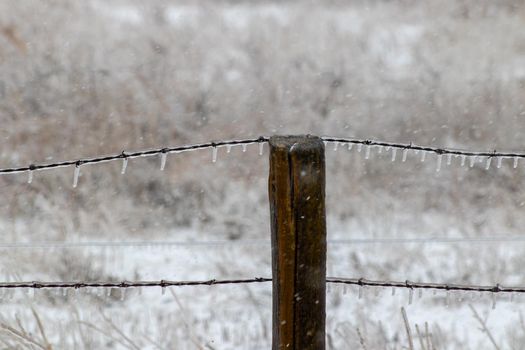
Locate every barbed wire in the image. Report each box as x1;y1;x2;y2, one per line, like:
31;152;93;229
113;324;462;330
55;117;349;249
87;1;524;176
322;136;525;159
327;277;524;294
1;135;524;182
1;277;524;294
3;135;525;177
322;136;525;170
0;278;271;289
0;137;268;176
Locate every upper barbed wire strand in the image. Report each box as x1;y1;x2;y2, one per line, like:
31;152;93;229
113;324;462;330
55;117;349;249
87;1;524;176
321;136;525;158
0;137;269;175
1;135;525;176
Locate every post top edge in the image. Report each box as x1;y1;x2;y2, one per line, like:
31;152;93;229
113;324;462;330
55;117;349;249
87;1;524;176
269;135;324;149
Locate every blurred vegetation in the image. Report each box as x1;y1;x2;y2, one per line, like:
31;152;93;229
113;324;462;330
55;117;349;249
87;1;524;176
0;0;524;239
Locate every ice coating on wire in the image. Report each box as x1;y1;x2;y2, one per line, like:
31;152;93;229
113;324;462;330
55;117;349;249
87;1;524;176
1;136;524;180
0;137;269;175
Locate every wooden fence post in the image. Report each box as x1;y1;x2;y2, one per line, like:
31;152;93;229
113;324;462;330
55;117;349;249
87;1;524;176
269;135;326;350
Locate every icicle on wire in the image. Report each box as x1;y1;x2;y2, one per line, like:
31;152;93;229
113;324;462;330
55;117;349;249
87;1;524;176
485;157;492;170
212;146;218;163
436;154;443;172
469;156;476;168
27;168;34;184
402;149;408;162
121;153;128;175
121;160;129;175
72;162;81;188
160;151;168;171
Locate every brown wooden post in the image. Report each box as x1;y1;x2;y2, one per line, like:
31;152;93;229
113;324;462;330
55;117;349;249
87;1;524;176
269;135;326;350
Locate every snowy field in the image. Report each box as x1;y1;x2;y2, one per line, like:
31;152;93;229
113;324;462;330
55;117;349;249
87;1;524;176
2;146;525;349
1;0;525;349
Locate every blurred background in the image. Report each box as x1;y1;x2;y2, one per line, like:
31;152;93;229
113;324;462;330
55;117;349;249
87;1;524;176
0;0;525;349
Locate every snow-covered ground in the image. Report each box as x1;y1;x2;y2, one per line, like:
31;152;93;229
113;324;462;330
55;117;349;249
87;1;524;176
2;146;525;349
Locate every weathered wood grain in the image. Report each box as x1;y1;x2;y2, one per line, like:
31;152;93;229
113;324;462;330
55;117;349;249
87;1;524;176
269;135;326;350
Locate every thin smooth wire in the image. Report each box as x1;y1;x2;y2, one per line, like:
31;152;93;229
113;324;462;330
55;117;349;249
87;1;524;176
322;136;525;159
2;236;525;249
328;236;525;244
0;239;270;249
0;137;269;175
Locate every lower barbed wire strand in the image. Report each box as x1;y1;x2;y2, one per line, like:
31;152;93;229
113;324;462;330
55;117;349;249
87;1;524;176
0;278;272;289
327;278;516;293
0;277;523;294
